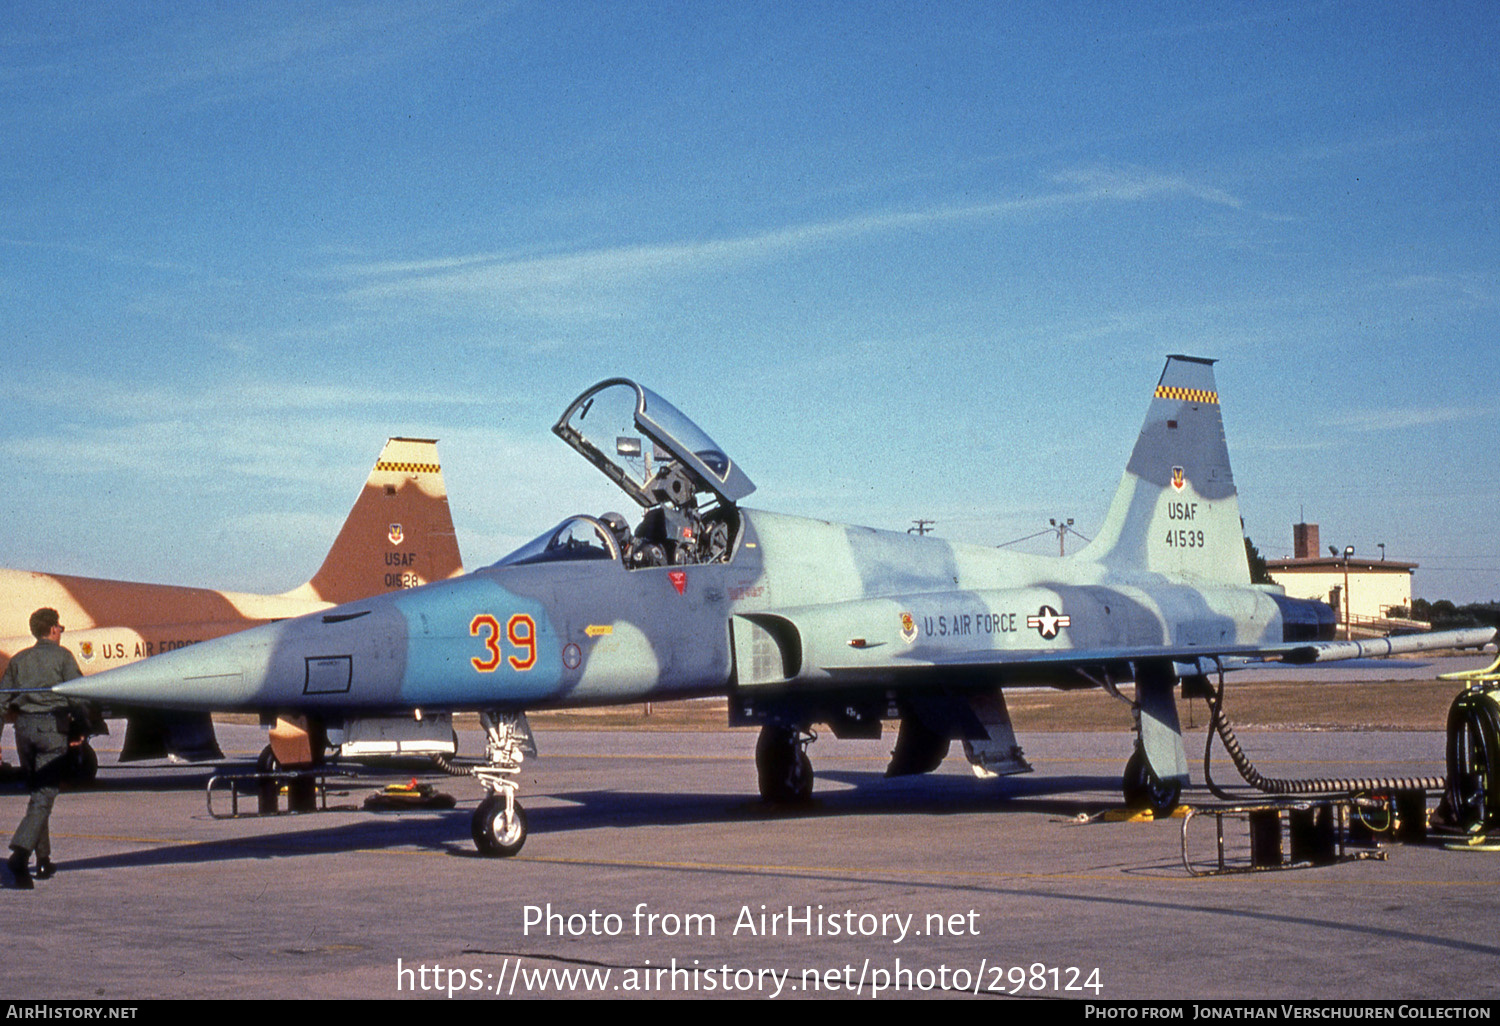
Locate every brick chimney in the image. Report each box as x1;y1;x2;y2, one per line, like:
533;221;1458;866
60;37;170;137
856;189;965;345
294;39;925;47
1293;522;1320;560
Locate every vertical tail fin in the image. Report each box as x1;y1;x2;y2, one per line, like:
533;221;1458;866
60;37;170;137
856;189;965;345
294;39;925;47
289;438;464;605
1082;356;1249;584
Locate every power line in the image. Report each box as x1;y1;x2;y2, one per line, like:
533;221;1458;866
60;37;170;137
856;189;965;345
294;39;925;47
996;528;1055;549
996;519;1093;554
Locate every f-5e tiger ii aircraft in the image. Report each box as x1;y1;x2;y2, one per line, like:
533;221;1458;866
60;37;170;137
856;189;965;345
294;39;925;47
4;437;463;768
61;358;1494;854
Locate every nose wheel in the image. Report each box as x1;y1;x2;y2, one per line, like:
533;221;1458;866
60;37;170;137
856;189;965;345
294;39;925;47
472;794;528;857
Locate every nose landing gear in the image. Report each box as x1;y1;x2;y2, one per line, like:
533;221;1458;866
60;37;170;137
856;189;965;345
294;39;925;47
471;711;535;856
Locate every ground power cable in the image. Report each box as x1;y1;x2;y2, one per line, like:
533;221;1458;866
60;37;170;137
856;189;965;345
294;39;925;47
1200;667;1445;801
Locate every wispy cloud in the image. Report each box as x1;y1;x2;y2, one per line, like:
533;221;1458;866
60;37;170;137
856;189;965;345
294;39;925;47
0;375;489;424
1290;131;1445;166
0;372;510;494
1389;272;1497;308
4;1;500;120
0;235;195;275
1050;167;1244;209
328;167;1245;311
1323;405;1493;433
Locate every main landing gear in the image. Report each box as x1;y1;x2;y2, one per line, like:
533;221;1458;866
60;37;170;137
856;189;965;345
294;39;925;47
471;712;533;857
755;724;815;804
1101;661;1187;818
1122;746;1182;819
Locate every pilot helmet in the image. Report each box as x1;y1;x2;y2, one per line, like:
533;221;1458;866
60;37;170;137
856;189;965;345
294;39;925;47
600;512;631;543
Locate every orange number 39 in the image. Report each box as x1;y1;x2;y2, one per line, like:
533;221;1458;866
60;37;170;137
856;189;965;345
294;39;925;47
470;613;538;672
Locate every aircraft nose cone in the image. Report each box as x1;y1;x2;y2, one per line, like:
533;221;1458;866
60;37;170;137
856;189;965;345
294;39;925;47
58;629;266;710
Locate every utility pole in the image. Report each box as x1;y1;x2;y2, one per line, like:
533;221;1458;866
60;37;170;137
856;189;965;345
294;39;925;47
909;519;935;536
1049;517;1074;556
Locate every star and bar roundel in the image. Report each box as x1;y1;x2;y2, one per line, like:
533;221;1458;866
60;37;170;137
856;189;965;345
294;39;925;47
1026;605;1071;639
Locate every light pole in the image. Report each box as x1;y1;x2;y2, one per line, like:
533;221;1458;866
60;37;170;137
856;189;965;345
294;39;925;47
1329;544;1354;638
1342;545;1354;638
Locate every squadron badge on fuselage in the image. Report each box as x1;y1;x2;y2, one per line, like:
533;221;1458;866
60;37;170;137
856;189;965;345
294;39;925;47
899;612;918;644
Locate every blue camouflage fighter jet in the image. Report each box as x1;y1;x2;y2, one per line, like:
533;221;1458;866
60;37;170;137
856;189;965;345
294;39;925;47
61;357;1494;855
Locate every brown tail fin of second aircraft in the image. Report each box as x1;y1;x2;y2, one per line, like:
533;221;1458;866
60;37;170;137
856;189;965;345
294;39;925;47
290;437;464;605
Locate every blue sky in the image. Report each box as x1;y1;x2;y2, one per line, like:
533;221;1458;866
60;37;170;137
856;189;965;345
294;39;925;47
2;2;1497;603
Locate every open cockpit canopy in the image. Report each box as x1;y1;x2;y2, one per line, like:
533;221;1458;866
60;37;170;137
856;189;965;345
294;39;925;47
553;379;755;510
493;380;756;571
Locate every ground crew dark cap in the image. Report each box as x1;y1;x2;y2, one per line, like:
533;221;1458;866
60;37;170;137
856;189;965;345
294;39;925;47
28;607;60;639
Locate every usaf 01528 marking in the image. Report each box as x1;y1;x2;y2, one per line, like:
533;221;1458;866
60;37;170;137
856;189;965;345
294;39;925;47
61;359;1494;856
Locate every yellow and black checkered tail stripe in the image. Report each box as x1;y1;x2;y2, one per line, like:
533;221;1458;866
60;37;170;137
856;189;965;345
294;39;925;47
1154;385;1218;405
375;461;441;474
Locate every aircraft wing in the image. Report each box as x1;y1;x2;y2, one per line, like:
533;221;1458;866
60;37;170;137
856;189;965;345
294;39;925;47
851;627;1499;671
732;600;1496;690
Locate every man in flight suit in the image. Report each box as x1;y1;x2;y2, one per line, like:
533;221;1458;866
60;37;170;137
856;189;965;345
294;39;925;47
2;607;84;888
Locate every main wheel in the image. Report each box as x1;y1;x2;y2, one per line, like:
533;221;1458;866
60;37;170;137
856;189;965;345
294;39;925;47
1123;748;1181;818
756;725;813;804
65;741;99;787
472;795;528;857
